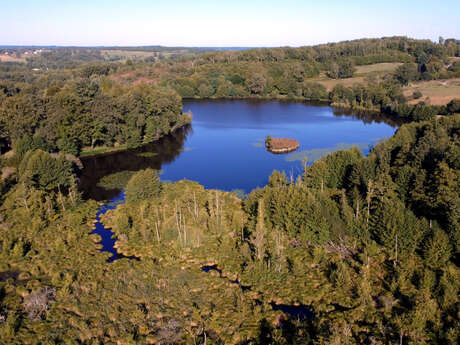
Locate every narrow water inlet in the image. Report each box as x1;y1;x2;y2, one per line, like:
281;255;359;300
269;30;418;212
201;265;251;291
92;192;126;262
270;303;312;320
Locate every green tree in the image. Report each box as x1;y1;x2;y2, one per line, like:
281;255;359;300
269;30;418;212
13;135;49;160
267;170;288;188
125;169;162;203
89;120;107;149
423;229;452;270
412;90;423;99
18;149;73;190
251;199;267;262
265;135;272;149
395;63;419;85
338;59;355;78
247;73;267;95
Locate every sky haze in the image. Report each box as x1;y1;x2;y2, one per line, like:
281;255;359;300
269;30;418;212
3;0;460;46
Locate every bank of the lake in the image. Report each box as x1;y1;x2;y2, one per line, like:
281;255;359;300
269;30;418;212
79;100;397;201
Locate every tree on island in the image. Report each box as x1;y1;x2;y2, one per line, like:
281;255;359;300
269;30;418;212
265;135;272;149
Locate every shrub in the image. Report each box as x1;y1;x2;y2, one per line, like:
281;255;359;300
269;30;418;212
265;136;272;149
394;63;419;85
413;90;423;99
446;99;460;114
18;150;74;190
13;136;50;160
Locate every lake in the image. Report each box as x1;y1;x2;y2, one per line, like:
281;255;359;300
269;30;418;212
80;100;397;201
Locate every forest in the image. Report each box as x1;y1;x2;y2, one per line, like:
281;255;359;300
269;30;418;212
2;37;460;156
0;37;459;344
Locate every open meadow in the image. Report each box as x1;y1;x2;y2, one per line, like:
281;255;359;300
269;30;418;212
404;78;460;105
308;62;403;90
0;54;26;63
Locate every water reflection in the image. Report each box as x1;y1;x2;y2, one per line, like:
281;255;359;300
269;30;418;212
79;100;397;200
331;106;402;127
79;126;190;200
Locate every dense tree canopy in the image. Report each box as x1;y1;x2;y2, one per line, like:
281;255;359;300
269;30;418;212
0;37;459;344
0;76;190;155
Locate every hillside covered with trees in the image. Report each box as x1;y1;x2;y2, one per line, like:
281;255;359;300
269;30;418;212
0;37;459;344
2;37;460;157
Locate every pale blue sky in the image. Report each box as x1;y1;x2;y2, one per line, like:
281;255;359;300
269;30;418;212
2;0;459;46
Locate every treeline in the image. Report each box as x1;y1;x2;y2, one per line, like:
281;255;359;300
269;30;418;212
179;36;459;65
330;82;460;121
165;64;458;122
160;36;459;94
0;75;190;156
25;49;106;69
2;36;460;154
124;37;459;120
394;59;460;85
1;46;208;70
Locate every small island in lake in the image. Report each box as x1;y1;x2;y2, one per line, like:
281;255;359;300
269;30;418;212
265;136;300;154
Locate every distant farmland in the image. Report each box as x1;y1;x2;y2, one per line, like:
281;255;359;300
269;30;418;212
100;48;200;61
0;54;26;63
404;78;460;105
308;62;402;91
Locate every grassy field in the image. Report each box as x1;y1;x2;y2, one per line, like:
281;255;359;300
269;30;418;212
80;144;130;157
354;62;403;75
404;78;460;105
309;75;367;91
306;61;459;105
308;62;402;91
0;54;26;63
101;49;193;61
101;49;157;60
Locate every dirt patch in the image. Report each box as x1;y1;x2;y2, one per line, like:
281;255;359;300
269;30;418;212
0;54;26;63
307;63;403;91
404;78;460;105
1;166;16;180
132;77;158;85
312;76;367;91
110;70;158;85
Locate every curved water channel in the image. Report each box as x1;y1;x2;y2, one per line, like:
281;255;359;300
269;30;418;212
82;100;397;262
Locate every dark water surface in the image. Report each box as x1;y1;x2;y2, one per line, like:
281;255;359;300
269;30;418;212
92;192;125;262
80;100;397;201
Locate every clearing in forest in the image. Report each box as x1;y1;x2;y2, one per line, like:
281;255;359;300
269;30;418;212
308;62;403;91
404;78;460;105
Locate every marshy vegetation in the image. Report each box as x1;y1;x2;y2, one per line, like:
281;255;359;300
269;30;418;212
0;37;459;344
0;114;458;344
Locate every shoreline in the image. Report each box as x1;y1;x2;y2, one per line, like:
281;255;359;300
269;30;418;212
77;98;395;160
267;146;300;154
79;121;191;159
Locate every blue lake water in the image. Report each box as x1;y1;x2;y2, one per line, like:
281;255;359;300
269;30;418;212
80;100;397;201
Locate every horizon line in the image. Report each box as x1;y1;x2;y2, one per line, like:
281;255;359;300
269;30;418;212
2;35;457;50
